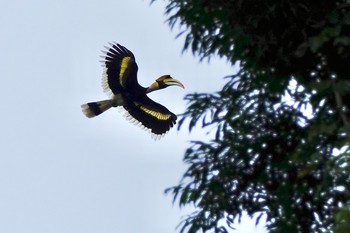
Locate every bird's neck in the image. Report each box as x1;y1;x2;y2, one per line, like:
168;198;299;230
146;81;160;94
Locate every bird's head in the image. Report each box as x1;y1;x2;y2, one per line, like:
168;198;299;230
146;75;184;93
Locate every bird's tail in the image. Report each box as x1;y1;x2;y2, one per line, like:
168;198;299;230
81;100;113;118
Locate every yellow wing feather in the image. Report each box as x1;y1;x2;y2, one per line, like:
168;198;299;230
119;57;132;87
140;106;172;120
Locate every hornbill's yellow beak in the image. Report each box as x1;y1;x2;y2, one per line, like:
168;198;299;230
163;77;185;89
147;76;185;93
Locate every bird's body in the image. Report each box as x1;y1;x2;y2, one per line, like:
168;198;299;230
81;43;184;138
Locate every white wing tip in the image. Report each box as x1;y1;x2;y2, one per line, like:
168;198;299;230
101;68;113;97
122;109;167;140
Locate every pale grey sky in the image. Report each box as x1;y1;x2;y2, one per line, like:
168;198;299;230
0;0;266;232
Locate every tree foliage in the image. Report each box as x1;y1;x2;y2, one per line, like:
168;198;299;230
155;0;350;232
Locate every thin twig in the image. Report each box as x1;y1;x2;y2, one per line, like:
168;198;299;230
332;79;349;127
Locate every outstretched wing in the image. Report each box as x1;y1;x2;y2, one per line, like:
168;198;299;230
123;96;177;137
101;43;142;96
100;43;177;137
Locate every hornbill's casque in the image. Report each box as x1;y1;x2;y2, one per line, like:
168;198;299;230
81;43;184;138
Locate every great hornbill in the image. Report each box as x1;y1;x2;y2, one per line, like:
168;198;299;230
81;43;184;138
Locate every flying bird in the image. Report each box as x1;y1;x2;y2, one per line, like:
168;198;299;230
81;43;184;138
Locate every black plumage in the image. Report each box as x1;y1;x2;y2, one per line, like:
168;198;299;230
81;43;184;137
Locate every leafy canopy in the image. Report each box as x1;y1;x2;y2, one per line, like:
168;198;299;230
154;0;350;232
